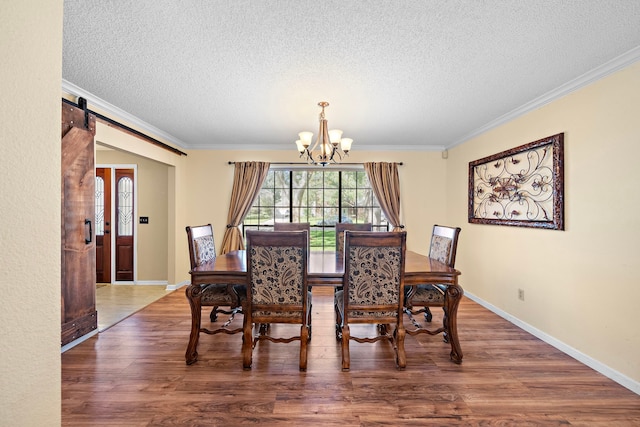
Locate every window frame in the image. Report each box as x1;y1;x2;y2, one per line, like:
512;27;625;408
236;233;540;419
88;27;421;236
242;167;389;251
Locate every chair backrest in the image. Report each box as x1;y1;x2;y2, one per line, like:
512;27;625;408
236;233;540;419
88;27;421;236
428;225;461;268
342;231;407;322
335;222;372;257
274;222;311;251
186;224;216;269
245;230;309;322
274;222;310;232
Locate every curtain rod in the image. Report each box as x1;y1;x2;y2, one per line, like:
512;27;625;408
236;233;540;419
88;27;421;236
228;162;403;166
62;97;188;157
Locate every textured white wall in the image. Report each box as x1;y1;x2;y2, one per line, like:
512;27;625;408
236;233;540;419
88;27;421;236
446;61;640;385
0;1;63;425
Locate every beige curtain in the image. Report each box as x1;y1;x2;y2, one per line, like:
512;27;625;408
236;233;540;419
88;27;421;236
364;162;404;232
220;161;270;253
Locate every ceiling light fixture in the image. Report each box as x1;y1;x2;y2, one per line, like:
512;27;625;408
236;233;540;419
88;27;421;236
295;101;352;166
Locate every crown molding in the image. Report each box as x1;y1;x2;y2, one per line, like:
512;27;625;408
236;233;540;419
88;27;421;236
447;46;640;150
186;142;444;152
61;80;189;148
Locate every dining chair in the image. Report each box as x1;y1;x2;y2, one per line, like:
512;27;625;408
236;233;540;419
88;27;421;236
404;224;461;341
273;222;311;232
335;231;407;371
184;224;244;365
335;222;372;259
243;230;312;371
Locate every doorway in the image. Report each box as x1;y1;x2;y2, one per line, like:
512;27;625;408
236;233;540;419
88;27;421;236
95;166;136;283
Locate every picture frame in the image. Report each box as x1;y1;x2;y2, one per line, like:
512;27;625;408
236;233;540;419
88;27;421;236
468;133;564;230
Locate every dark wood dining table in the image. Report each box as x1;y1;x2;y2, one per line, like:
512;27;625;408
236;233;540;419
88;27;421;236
189;249;463;363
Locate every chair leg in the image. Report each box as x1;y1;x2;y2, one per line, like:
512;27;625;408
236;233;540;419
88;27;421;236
299;325;309;371
209;306;218;322
242;310;253;370
341;325;351;371
395;325;406;369
424;307;433;322
307;304;312;341
335;304;342;340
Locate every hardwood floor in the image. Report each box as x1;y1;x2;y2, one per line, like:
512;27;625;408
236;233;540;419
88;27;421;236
62;287;640;426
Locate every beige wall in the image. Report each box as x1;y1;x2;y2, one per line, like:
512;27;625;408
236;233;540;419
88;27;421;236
0;0;63;425
177;149;447;284
446;62;640;385
96;148;169;282
94;123;189;288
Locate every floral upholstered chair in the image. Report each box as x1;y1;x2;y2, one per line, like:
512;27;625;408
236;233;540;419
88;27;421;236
184;224;244;365
335;222;372;260
243;230;311;371
334;231;407;371
404;224;461;341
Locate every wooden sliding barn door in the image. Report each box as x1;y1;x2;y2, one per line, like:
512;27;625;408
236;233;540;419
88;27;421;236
61;100;97;346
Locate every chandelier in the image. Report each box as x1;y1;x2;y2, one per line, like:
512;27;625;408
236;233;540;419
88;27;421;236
295;101;353;166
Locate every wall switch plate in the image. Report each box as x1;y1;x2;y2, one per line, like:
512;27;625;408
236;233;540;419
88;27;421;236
518;289;525;301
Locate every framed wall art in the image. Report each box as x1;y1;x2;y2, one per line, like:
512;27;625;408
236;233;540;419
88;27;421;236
468;133;564;230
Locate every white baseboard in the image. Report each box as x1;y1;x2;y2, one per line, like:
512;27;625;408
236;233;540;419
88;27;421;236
166;280;189;291
135;280;169;286
464;291;640;395
110;280;168;286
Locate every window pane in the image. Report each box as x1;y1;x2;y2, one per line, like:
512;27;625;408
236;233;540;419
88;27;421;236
117;177;133;236
342;171;357;188
292;170;308;188
324;170;339;188
308;171;323;188
243;168;389;251
357;188;373;205
95;176;104;236
245;206;261;225
274;188;289;208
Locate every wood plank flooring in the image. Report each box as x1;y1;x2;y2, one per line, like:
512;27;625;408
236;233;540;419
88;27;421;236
62;287;640;426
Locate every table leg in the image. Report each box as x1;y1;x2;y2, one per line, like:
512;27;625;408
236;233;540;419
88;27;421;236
185;284;202;365
444;283;464;364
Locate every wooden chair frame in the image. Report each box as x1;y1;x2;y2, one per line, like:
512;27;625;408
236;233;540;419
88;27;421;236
405;225;461;342
242;230;311;371
335;222;372;259
184;224;243;365
336;231;407;371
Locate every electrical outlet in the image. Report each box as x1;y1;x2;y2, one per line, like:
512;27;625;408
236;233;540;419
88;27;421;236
518;289;525;301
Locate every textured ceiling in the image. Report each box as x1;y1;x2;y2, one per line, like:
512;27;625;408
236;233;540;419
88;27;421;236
62;1;640;151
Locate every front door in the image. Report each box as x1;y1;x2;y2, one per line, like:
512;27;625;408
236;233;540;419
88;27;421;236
115;168;134;281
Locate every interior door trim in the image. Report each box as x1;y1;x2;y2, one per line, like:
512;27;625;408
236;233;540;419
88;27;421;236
96;163;138;283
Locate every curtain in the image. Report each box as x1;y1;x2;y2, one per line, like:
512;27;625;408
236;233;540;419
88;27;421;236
220;161;270;253
364;162;404;232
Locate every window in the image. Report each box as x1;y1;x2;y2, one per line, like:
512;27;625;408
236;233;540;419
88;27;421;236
117;176;133;236
243;168;388;251
95;175;105;236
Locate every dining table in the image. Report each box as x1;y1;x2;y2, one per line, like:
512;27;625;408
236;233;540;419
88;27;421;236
188;249;463;363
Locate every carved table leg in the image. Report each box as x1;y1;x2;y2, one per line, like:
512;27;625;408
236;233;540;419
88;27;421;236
444;283;464;364
185;284;203;365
